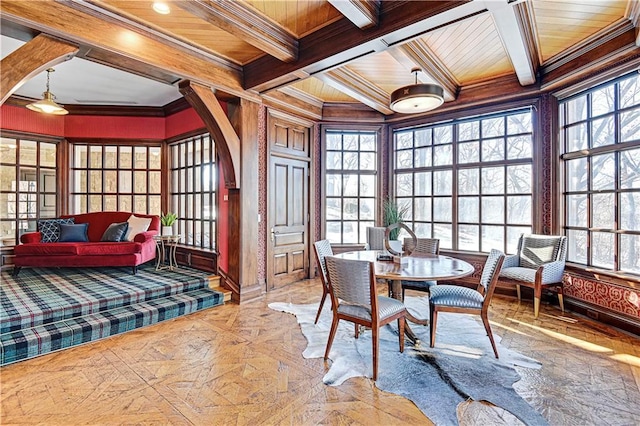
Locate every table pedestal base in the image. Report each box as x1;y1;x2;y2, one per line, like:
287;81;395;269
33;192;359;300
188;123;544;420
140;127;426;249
390;279;428;346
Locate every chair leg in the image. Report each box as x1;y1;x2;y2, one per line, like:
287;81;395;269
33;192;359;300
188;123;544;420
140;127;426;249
398;317;405;353
372;326;379;381
430;306;437;348
557;287;565;313
324;318;340;360
314;288;328;324
481;314;499;359
12;267;21;277
534;284;543;318
354;323;359;338
516;284;521;301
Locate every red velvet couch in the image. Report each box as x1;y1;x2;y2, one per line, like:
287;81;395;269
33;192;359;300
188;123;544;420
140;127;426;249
13;212;160;275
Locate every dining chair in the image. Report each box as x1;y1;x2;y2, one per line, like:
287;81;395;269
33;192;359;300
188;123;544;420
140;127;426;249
401;237;440;299
312;239;334;324
366;226;387;250
429;249;505;358
324;256;406;381
498;234;567;318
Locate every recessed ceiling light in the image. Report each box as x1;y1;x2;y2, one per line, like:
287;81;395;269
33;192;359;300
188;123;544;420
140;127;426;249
152;2;170;15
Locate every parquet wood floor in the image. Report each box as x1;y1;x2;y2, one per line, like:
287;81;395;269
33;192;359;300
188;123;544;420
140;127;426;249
1;278;639;425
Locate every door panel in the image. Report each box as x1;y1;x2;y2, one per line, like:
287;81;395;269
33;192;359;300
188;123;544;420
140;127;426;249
268;156;309;289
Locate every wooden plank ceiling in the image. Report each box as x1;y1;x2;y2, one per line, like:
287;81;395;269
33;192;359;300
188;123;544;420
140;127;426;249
0;0;636;116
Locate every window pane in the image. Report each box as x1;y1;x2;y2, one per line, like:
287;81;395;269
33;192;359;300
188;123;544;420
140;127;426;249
396;150;413;169
621;148;640;188
507;135;532;159
1;138;17;163
415;147;431;167
592;193;615;229
566;194;587;227
415;129;431;147
620;108;640;143
591;154;615;190
459;121;479;141
433;145;452;166
395;132;413;149
592;232;614;269
621;192;640;230
40;143;56;167
459;225;479;251
343;152;358;170
360;175;375;197
566;158;588;192
482;138;504;161
566;95;587;124
506;164;531;194
415;172;431;196
591;116;614;148
592;85;614;117
433;170;451;195
482;197;504;223
458;197;479;223
20;141;37;166
433;223;452;248
481;167;504;194
104;146;117;169
458;168;479;195
482;117;504;137
414;198;431;221
481;225;504;252
507;112;531;134
620;234;640;274
433;197;451;222
459;141;479;163
567;123;588;152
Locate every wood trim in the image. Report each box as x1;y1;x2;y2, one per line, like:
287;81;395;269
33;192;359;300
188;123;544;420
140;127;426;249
327;0;380;29
0;34;78;104
176;0;298;63
261;89;323;121
321;102;383;123
65;138;163;145
178;80;240;189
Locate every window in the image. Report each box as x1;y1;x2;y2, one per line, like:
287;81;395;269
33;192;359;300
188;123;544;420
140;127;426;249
560;72;640;275
393;109;533;253
0;136;58;245
170;134;216;250
70;144;161;214
324;130;378;244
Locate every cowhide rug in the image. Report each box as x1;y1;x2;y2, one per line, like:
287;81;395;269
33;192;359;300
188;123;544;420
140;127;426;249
269;296;548;426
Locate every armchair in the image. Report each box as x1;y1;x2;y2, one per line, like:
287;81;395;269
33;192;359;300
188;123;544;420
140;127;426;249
498;234;567;318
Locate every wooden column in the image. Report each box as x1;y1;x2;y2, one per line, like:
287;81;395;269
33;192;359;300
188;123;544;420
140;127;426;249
0;34;78;104
228;99;261;301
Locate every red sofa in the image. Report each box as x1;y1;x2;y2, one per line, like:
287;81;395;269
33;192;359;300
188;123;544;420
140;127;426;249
13;212;160;275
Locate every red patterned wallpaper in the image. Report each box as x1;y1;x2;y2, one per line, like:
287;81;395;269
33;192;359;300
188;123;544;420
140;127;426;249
564;274;640;319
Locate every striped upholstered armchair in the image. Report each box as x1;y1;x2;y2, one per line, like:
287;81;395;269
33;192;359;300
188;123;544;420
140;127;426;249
498;234;567;318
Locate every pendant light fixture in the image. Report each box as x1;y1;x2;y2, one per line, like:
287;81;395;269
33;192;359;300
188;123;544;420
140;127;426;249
26;68;69;116
390;68;444;114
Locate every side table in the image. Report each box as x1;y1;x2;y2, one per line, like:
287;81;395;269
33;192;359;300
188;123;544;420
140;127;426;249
154;235;181;271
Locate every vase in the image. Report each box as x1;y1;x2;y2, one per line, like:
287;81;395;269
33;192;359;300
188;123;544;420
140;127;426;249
162;226;173;236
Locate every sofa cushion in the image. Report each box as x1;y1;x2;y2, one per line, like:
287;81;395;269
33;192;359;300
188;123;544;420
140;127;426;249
101;222;129;242
124;215;152;241
59;223;89;242
14;243;79;256
38;218;75;243
76;242;142;256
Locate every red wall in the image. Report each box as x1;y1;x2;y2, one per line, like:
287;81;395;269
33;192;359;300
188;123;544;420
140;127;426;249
1;105;65;137
0;103;228;271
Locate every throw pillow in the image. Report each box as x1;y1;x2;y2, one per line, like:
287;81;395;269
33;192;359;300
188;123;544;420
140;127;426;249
58;223;89;242
38;218;75;243
124;215;152;241
100;222;129;242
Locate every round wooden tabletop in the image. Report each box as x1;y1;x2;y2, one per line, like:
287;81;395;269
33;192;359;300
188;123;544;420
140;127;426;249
333;250;474;282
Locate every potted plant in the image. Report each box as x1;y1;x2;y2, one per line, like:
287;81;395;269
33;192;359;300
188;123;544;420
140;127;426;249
383;197;407;253
160;212;177;236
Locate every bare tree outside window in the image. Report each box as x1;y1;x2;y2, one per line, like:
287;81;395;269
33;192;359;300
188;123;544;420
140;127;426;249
324;130;377;244
561;72;640;274
394;108;533;253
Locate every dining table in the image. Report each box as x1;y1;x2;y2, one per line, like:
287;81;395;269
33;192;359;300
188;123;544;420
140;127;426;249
332;250;475;345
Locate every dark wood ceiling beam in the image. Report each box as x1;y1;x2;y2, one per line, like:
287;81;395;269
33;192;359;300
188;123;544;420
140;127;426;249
1;34;78;104
392;40;458;101
485;0;536;86
176;0;298;63
327;0;380;29
179;80;240;189
244;0;481;92
0;0;249;99
317;68;393;115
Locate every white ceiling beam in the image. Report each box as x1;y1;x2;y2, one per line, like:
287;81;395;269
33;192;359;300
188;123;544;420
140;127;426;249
317;68;393;115
484;0;537;86
327;0;379;29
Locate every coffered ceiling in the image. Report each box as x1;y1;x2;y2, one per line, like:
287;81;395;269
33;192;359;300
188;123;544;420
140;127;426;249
1;0;637;117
